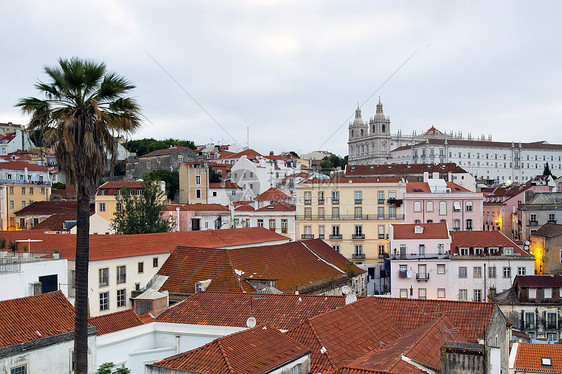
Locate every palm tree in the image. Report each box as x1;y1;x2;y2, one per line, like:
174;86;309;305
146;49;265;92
17;58;141;374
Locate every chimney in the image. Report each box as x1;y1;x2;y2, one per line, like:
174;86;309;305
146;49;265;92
423;171;429;182
432;172;439;180
448;171;453;182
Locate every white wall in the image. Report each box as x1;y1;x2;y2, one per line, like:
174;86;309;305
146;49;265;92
0;335;96;374
390;259;451;299
0;257;68;301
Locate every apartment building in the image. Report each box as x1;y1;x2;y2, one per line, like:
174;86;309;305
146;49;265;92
517;192;562;241
178;161;209;204
295;176;405;264
0;161;51;230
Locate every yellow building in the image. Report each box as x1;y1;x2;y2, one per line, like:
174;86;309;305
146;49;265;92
296;176;405;264
0;161;51;230
178;161;209;204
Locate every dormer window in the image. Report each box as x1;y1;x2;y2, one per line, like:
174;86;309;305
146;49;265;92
503;247;514;255
460;247;469;256
414;225;424;234
541;358;552;367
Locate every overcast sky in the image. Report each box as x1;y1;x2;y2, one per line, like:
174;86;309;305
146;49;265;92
2;1;562;156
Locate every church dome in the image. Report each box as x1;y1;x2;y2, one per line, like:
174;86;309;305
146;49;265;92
353;106;364;125
374;99;386;120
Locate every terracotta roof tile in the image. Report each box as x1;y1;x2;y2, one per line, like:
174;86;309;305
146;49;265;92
0;227;288;261
406;182;470;193
138;314;156;323
0;160;50;172
450;230;530;256
219;149;262;160
157;291;350;330
514;275;562;288
255;187;291;201
255;202;296;212
533;223;562;238
139;146;189;158
97;181;144;196
14;201;77;216
513;343;562;372
88;309;144;335
209;181;241;189
30;212;78;231
0;291;76;348
164;203;230;212
151;324;310;373
234;204;255;211
392;223;449;240
345;163;467;176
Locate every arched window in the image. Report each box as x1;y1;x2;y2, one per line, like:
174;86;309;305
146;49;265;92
453;219;460;231
382;124;386;133
414;201;422;212
360;129;364;136
372;125;375;133
351;130;354;137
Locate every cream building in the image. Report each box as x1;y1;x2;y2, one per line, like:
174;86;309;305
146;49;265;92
178;161;209;204
296;176;406;264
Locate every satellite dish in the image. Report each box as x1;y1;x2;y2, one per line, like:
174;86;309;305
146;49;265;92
246;316;256;328
342;285;351;295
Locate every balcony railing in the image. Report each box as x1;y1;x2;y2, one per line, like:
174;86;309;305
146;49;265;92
304;200;311;205
355;199;362;205
332;199;339;205
352;253;365;260
296;214;404;221
301;234;314;240
390;253;450;260
528;220;538;226
548;220;557;224
352;234;365;240
318;234;325;239
0;179;51;186
318;199;324;205
329;234;342;240
416;273;430;281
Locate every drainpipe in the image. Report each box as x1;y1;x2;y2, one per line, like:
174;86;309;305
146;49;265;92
484;263;487;302
176;207;180;232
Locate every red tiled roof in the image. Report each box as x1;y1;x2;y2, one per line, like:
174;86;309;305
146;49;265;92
0;291;76;348
164;203;229;212
88;309;144;335
255;202;296;212
157;291;350;330
150;324;310;373
392;223;449;240
513;343;562;372
514;275;562;288
255;187;291;201
97;181;144;196
234;204;255;211
158;239;360;295
209;181;241;189
220;149;262;160
138;314;156;323
287;296;495;374
406;182;470;193
139;146;189;158
450;230;530;256
345;163;467;176
533;223;562;238
0;227;289;261
0;160;49;171
14;201;77;216
30;213;78;231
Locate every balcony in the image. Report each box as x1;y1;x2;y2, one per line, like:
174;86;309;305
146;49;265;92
398;270;408;278
548;220;557;224
352;234;365;240
318;199;324;205
390;253;449;260
332;199;339;205
355;199;362;205
352;253;365;260
528;220;538;226
387;198;403;207
318;234;325;239
0;179;51;186
416;273;430;281
301;234;314;240
304;200;312;205
296;214;405;221
330;234;342;240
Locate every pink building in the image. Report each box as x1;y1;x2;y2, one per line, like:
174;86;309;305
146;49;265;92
482;176;552;239
403;176;483;231
163;203;230;231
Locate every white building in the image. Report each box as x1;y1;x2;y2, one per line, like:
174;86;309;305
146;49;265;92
0;122;35;155
233;202;296;239
390;223;535;302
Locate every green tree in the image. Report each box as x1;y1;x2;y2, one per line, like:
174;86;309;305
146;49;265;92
111;182;174;234
209;165;221;183
124;138;196;156
17;57;141;374
143;169;179;200
543;162;556;179
96;362;130;374
52;182;66;190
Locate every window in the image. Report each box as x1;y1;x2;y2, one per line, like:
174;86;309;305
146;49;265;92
437;288;446;298
117;265;126;284
10;365;26;374
459;267;467;278
196;189;201;199
318;225;325;239
99;268;109;287
389;206;396;219
354;245;363;256
354;191;362;204
332;207;340;220
466;201;473;211
378;191;384;204
269;219;276;231
378;207;384;219
99;203;106;212
332;225;340;236
354;225;363;237
525;312;535;328
528;288;537;299
547;312;557;329
549;213;556;222
426;201;434;212
100;292;109;311
378;225;385;239
530;213;537;222
29;187;33;195
304;191;312;205
21;187;25;195
400;289;408;298
9;200;13;210
414;201;422;212
418;244;425;258
354;206;362;219
466;219;473;231
195;175;201;185
418;264;427;279
418;288;426;299
304;207;312;220
437;264;445;274
453;201;461;212
473;289;482;302
489;266;497;278
9;186;13;195
281;219;288;234
257;219;264;227
318;191;324;205
117;289;126;307
437;243;444;255
544;288;553;299
439;201;447;215
138;262;144;273
459;289;467;301
116;202;122;212
518;267;526;275
332;245;340;252
503;267;511;278
331;191;339;204
473;266;482;278
153;257;159;267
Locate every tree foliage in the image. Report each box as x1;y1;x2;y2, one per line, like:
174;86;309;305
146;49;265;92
111;181;174;234
320;154;348;172
209;166;221;183
96;362;130;374
143;169;179;200
543;162;556;179
124;138;196;157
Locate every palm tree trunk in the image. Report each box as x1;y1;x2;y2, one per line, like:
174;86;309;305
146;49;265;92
74;195;91;374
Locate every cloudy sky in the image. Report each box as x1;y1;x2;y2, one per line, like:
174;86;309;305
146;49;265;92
2;1;562;156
